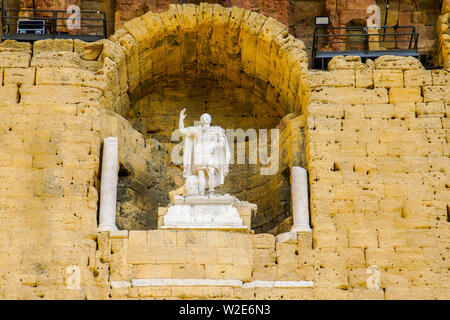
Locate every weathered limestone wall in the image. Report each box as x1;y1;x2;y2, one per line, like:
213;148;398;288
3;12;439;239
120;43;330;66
306;55;449;299
0;4;449;300
102;229;314;299
0;39;104;299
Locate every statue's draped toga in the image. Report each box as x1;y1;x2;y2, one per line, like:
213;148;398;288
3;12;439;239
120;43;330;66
178;109;231;195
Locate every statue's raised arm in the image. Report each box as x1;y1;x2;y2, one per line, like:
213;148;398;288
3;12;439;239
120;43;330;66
179;108;187;133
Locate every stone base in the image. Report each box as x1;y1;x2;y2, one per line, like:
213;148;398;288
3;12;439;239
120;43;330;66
160;194;250;231
290;224;312;233
97;224;118;232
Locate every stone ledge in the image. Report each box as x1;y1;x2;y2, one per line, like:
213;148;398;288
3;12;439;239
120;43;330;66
242;280;314;288
126;279;314;289
131;278;243;288
111;281;132;288
110;230;129;239
160;225;251;232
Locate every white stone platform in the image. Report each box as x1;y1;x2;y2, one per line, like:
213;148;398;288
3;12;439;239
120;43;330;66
160;194;250;232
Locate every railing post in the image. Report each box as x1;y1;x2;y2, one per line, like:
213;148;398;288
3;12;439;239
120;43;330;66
103;11;107;38
363;27;369;55
408;27;413;50
52;11;57;37
312;27;317;68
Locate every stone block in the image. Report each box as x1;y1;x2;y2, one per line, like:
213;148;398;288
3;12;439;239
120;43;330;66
171;264;205;279
31;52;81;68
33;39;74;54
378;230;407;248
148;230;177;247
348;230;378;248
366;248;395;268
373;69;403;88
128;230;147;247
355;67;373;88
132;263;172;279
176;230;207;247
155;247;187;264
186;247;217;264
0;40;32;53
431;70;449;85
3;67;35;85
19;84;101;104
35;67;105;88
328;55;364;70
204;264;251;281
416;102;446;118
253;248;276;265
0;85;18;105
251;233;275;249
310;87;388;105
389;87;423;104
423;86;449;103
74;39;103;61
128;246;157;264
307;69;355;88
212;246;236;265
393;103;416;118
276;242;298;264
0;52;30;68
404;69;432;87
375;55;423;70
206;231;236;248
364;104;395;119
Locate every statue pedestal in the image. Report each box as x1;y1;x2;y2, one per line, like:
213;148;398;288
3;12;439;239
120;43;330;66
159;194;255;232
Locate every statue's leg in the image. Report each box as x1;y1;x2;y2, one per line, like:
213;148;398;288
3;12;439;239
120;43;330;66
198;170;206;195
207;167;215;195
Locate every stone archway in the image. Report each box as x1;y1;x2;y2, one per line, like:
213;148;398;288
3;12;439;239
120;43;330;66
105;3;309;233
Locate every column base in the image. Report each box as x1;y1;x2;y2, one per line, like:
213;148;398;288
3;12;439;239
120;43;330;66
98;224;118;232
290;224;312;233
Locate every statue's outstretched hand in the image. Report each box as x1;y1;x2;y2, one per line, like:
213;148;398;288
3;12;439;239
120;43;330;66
180;108;187;121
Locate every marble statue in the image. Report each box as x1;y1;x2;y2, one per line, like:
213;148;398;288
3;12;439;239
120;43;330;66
160;109;250;231
178;108;231;196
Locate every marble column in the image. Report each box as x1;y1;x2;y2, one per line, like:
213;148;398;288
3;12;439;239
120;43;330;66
98;137;119;232
290;166;312;232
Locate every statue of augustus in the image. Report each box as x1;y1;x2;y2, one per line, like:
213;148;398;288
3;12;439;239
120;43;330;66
178;108;231;195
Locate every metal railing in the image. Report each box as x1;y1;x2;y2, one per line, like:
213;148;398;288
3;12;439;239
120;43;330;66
179;0;229;7
312;26;419;69
1;5;106;42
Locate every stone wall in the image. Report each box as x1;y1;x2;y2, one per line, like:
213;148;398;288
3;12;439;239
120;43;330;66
0;39;103;299
0;4;449;300
102;229;314;299
305;54;449;299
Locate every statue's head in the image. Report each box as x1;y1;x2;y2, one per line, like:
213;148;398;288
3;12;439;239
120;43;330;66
200;113;211;126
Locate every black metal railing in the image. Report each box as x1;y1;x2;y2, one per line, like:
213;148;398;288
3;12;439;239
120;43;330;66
1;6;106;42
312;26;419;69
